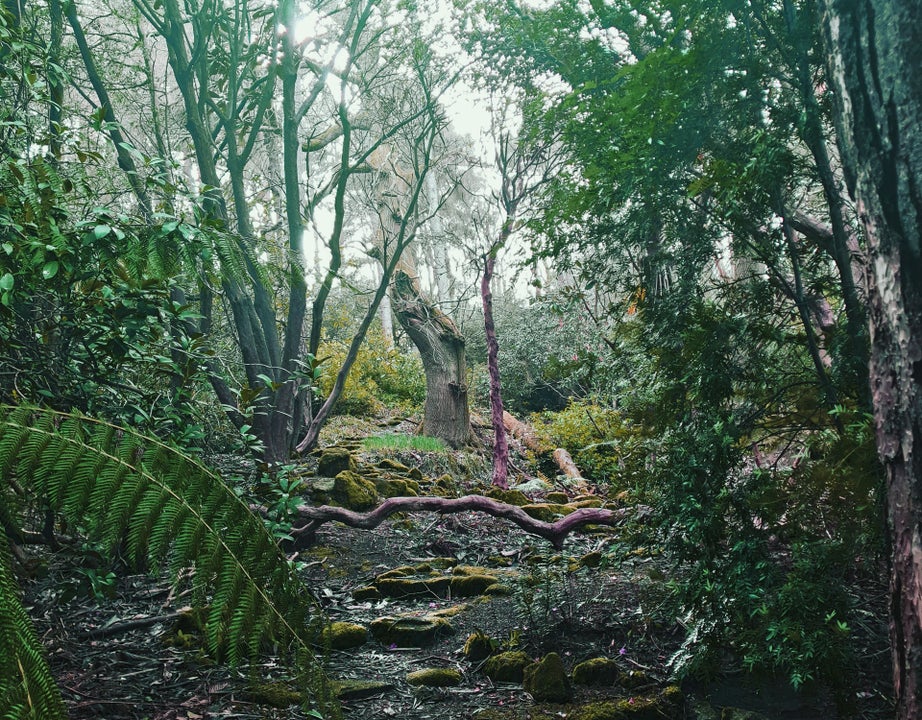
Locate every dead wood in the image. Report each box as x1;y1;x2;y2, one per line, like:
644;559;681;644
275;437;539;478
502;410;546;453
553;447;583;479
289;494;637;549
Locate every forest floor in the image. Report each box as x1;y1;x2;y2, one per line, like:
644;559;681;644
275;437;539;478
26;414;893;720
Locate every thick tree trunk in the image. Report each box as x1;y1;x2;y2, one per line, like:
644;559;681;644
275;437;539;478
822;2;922;716
482;253;509;488
393;270;471;448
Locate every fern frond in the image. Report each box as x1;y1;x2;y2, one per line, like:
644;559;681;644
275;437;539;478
0;405;334;715
0;526;67;720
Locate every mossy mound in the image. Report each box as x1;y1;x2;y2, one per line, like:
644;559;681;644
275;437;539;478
521;503;575;522
320;621;368;650
369;615;453;647
545;491;569;504
570;496;604;509
376;575;451;598
318;447;356;476
569;687;684;720
374;476;420;498
462;631;495;661
485;487;532;506
523;652;572;702
617;669;654;689
331;679;395;700
376;458;410;472
484;582;513;596
332;470;378;510
482;650;533;683
431;473;458;497
352;585;380;601
572;657;619;686
241;681;301;708
406;667;463;687
451;573;499;597
579;550;604;568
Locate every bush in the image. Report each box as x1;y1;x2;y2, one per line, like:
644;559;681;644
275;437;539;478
317;330;425;416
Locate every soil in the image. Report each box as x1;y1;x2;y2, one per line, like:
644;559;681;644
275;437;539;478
21;416;894;720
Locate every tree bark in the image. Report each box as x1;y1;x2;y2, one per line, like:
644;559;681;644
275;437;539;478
822;2;922;716
482;253;509;487
392;270;471;448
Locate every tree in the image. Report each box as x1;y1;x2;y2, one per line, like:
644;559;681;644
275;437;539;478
821;1;922;715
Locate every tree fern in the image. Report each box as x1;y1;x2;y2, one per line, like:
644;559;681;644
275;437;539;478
0;520;67;720
0;405;336;715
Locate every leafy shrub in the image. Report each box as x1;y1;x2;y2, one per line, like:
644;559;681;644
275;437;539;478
532;398;647;488
317;330;425;415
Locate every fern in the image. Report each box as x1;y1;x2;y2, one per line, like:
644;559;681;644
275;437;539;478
0;519;67;720
0;405;338;715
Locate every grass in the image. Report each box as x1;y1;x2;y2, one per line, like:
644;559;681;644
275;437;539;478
361;434;446;452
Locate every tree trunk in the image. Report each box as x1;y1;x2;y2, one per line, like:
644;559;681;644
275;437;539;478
392;270;471;448
482;253;509;487
822;2;922;716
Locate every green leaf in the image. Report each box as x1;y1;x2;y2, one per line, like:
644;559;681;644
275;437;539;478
41;261;59;280
0;272;12;291
93;224;111;240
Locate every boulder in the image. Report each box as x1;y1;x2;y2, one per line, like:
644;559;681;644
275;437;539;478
482;650;533;683
369;615;453;647
332;470;378;510
572;657;619;686
523;652;572;702
406;667;463;687
318;447;356;476
320;621;367;650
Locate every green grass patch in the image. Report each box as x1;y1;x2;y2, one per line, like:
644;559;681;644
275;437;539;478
362;434;446;452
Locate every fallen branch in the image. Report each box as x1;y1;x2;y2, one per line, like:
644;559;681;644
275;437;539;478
552;448;582;479
289;494;639;549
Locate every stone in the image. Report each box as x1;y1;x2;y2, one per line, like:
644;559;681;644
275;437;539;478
521;503;574;522
450;573;499;597
320;621;367;650
513;477;552;494
369;615;453;647
482;650;533;683
318;447;356;476
523;652;572;702
618;669;654;689
572;657;619;686
374;477;419;498
579;550;604;568
241;681;301;708
331;679;394;700
431;474;457;497
406;667;463;687
485;487;532;506
376;575;451;598
332;470;378;510
462;631;495;661
352;585;380;601
376;458;410;472
484;582;513;596
546;491;570;504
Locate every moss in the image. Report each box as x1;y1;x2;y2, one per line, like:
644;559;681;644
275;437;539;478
352;585;380;601
485;487;532;506
406;667;463;687
570;496;604;508
546;491;569;504
332;470;378;510
376;565;416;579
320;621;368;650
463;631;495;661
374;477;419;498
318;447;356;476
451;573;499;597
572;657;619;686
484;582;513;596
579;550;604;568
430;603;468;618
523;652;572;702
376;458;410;472
431;473;457;497
241;681;301;708
408;467;425;482
331;679;394;700
426;557;458;570
521;503;574;522
376;576;451;598
482;650;533;683
617;669;653;689
369;615;453;647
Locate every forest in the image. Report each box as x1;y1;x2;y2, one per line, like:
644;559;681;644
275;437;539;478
1;0;921;718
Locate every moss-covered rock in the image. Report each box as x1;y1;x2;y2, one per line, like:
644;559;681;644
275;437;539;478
486;487;532;506
408;467;425;482
482;650;533;683
431;473;457;497
451;573;499;597
332;470;378;510
376;458;410;472
320;621;368;650
569;688;685;720
462;631;495;661
376;575;451;598
331;679;394;700
578;550;604;568
484;582;513;596
572;657;619;686
617;669;654;689
374;477;419;498
375;565;416;579
523;652;572;702
570;496;604;508
241;681;301;708
352;585;380;601
369;615;453;647
406;667;463;687
545;491;569;504
318;447;356;476
521;503;574;522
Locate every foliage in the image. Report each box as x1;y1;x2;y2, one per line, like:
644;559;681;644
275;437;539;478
317;330;426;415
0;405;338;716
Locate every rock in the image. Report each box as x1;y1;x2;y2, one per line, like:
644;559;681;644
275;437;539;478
376;458;410;472
484;582;513;596
462;631;495;661
570;687;685;720
572;657;619;686
579;550;604;568
546;491;569;504
431;474;457;497
618;669;654;689
331;679;394;700
513;477;552;494
570;496;604;509
374;477;419;498
332;470;378;510
482;650;533;683
241;681;301;708
486;487;532;506
318;448;356;476
521;503;575;522
351;585;380;601
376;575;451;598
450;573;499;597
523;652;572;702
375;565;416;579
369;615;453;647
406;667;463;687
408;467;425;482
320;621;367;650
720;709;772;720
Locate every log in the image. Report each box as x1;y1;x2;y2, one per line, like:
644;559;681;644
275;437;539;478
552;447;582;479
502;411;546;453
288;495;641;549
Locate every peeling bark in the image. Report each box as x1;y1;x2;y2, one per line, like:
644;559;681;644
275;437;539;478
822;1;922;715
